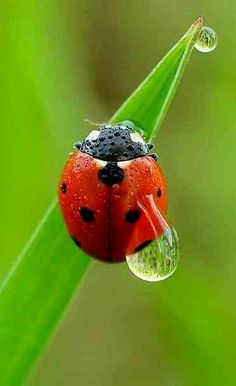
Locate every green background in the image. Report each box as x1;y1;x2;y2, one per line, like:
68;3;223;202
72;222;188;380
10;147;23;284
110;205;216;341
0;1;234;385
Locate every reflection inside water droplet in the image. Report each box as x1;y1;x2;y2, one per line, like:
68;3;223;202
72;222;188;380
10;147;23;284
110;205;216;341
126;195;179;282
126;227;179;282
194;26;217;53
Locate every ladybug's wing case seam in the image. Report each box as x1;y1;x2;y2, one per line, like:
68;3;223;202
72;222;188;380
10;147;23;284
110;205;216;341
58;152;167;262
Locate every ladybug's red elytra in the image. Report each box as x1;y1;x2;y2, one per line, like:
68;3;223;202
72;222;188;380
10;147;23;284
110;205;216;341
58;122;167;262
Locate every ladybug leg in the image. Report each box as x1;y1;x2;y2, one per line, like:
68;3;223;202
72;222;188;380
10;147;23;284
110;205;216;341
74;142;82;149
149;153;159;161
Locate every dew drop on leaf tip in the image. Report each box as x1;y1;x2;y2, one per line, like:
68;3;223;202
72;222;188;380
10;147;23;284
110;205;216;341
194;26;218;53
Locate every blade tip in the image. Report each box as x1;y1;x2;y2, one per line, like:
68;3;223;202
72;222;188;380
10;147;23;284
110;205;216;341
194;15;204;28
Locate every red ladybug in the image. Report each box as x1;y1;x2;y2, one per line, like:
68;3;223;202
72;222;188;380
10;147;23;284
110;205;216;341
58;122;167;262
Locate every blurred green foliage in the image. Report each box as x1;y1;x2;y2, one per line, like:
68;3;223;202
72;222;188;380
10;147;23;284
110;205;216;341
0;1;235;386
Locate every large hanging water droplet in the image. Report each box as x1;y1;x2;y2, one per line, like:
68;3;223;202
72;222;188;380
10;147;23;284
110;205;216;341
194;26;217;53
125;194;179;282
126;227;179;282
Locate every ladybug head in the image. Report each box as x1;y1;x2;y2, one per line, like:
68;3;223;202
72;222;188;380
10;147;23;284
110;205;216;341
75;123;153;162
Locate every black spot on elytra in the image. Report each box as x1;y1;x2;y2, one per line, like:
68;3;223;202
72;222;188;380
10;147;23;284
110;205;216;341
125;210;141;223
61;182;67;194
71;236;81;247
157;188;162;198
98;162;124;186
134;240;153;252
79;207;95;222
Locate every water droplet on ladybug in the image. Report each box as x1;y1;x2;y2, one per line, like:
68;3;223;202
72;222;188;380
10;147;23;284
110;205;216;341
120;120;136;129
126;195;179;282
126;227;179;282
194;26;217;53
112;184;120;191
119;120;145;138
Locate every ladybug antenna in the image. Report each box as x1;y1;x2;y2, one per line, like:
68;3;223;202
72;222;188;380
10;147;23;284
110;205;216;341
84;118;105;127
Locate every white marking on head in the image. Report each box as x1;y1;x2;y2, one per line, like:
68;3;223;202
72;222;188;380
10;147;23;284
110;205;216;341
130;132;145;144
85;130;100;141
96;159;107;168
117;160;132;169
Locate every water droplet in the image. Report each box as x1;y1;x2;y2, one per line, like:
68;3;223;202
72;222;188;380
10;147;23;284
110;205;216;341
120;120;145;138
112;184;120;191
126;194;179;282
195;26;217;53
120;120;135;129
126;227;179;282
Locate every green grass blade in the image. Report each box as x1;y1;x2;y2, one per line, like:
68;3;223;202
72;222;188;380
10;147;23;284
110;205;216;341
0;17;203;385
111;16;203;140
0;202;90;385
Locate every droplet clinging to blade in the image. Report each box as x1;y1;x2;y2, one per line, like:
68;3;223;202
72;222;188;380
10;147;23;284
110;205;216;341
194;26;217;53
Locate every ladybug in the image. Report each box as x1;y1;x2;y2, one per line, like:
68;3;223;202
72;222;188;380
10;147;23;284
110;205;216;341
58;122;167;262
